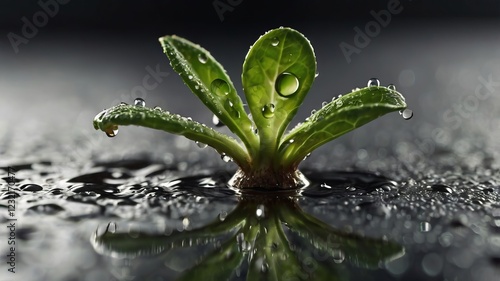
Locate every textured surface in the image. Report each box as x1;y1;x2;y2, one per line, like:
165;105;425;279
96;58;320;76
1;20;500;281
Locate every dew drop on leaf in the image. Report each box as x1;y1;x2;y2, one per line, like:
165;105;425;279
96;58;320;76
134;98;146;107
198;53;207;64
275;72;300;97
388;84;396;91
321;101;328;107
367;78;380;87
261;103;275;118
119;102;128;106
311;109;317;115
153;106;162;111
271;37;279;46
400;109;413;120
221;153;232;162
212;115;225;127
210;78;230;96
105;125;118;138
195;141;207;149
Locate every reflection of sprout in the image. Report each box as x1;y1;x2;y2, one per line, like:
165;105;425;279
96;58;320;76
92;196;404;280
93;27;408;189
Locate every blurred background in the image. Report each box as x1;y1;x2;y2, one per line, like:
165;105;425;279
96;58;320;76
1;0;499;169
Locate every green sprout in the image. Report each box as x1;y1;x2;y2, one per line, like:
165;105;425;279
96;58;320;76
93;27;408;189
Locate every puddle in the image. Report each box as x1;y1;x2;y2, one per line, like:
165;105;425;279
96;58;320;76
0;159;499;281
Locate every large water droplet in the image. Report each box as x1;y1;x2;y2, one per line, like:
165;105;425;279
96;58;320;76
388;84;397;91
275;72;299;97
367;78;380;87
400;109;413;120
105;125;118;138
198;53;207;64
261;103;275;118
210;79;230;96
134;98;145;107
212;115;224;127
271;37;279;46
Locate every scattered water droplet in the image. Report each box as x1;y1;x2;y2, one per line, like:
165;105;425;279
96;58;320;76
134;98;145;107
275;72;299;97
195;141;207;149
288;139;294;144
153;106;162;111
321;101;328;107
105;125;119;138
315;72;319;78
332;249;345;263
212;115;224;127
119;102;128;106
256;204;265;219
198;53;207;64
182;217;190;229
271;37;279;46
400;109;413;120
210;79;230;96
221;153;232;163
420;221;431;232
367;78;380;87
320;183;331;189
303;153;311;160
388;84;397;91
262;103;275;118
218;211;227;221
311;109;317;115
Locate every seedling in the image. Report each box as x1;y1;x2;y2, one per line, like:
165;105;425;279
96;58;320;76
93;27;409;189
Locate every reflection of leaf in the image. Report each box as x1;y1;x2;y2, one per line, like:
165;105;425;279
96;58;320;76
92;196;404;280
176;235;245;281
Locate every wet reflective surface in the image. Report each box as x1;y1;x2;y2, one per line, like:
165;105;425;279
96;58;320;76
1;159;498;281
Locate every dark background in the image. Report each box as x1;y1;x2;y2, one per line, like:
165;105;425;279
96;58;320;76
1;0;499;169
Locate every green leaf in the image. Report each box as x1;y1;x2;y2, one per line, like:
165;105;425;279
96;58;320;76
93;104;250;169
242;27;316;165
279;86;407;168
159;35;258;156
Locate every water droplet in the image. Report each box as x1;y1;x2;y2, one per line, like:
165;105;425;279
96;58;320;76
303;153;311;160
153;106;162;111
105;222;117;233
367;78;380;87
210;79;230;96
188;75;193;80
218;211;227;221
332;249;345;263
311;109;317;115
288;139;294;144
261;262;269;272
321;101;328;107
335;99;343;107
256;204;265;219
212;115;224;127
261;103;275;118
315;72;319;78
119;102;128;106
400;109;413;120
275;72;299;97
420;221;431;232
388;84;396;91
196;141;207;149
221;153;232;162
320;183;331;189
105;125;119;138
134;98;145;107
271;37;279;46
198;53;207;64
